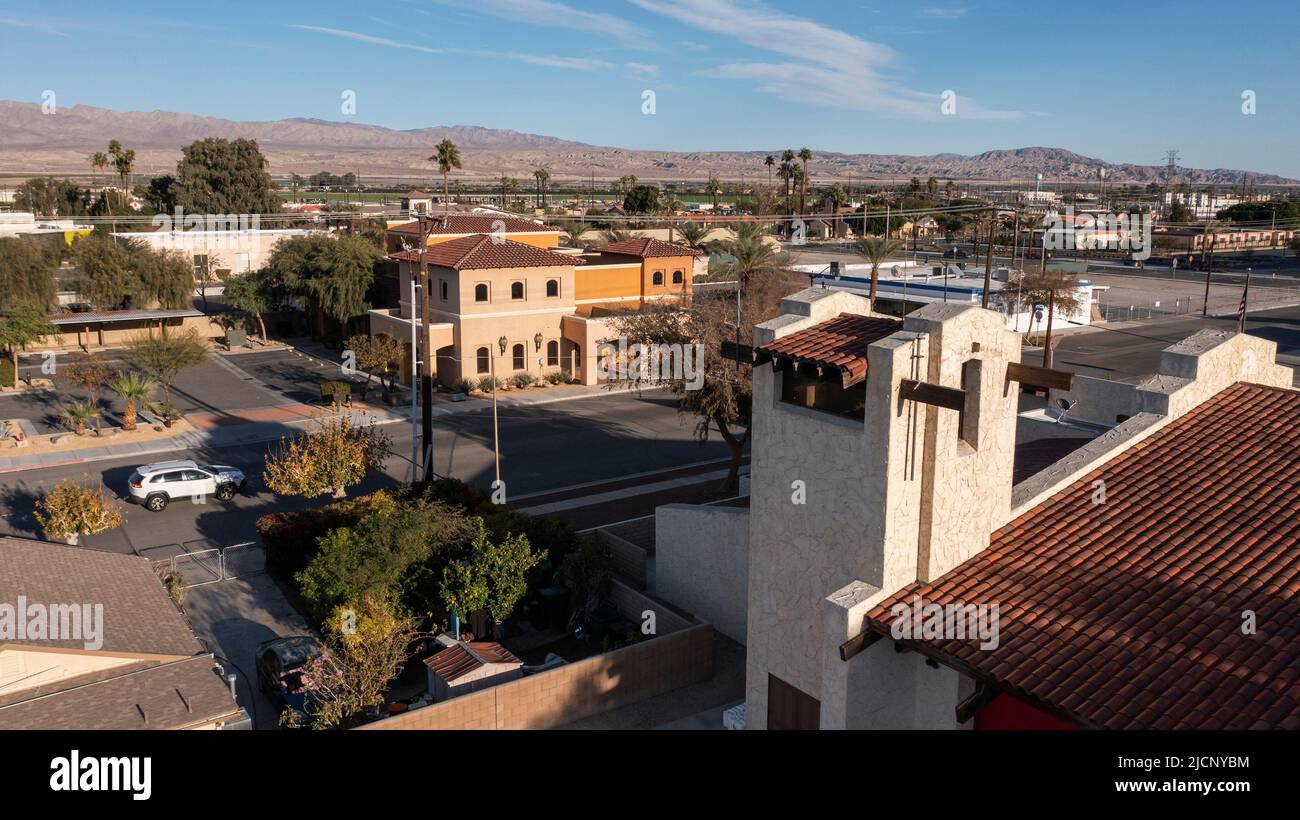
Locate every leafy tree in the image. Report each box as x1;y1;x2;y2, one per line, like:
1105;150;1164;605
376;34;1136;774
124;327;210;408
111;372;157;431
143;175;176;212
73;235;193;310
14;177;93;216
221;269;279;339
263;235;382;334
66;353;114;403
1012;269;1085;368
440;519;544;625
301;596;424;729
171;137;280;215
607;274;791;493
0;237;58;310
36;478;123;545
345;333;403;396
263;411;391;499
623;184;660;215
1216;200;1300;223
0;304;57;388
296;499;474;620
854;236;906;307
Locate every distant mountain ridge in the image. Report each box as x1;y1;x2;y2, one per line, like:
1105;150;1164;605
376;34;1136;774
0;100;1292;185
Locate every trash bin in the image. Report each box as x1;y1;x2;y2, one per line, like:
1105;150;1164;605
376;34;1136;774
538;585;571;632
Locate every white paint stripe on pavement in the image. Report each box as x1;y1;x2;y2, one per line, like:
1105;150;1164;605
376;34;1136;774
514;469;731;516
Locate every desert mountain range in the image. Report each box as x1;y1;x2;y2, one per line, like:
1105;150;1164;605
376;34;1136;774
0;101;1293;186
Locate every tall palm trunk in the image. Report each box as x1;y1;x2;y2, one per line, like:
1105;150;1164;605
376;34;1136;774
123;400;138;432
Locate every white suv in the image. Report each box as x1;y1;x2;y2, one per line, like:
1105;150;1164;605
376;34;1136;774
127;460;246;512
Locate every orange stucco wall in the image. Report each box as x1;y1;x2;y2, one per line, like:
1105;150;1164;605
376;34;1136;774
575;264;643;302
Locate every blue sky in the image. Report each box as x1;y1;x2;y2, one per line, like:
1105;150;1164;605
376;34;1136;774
2;0;1299;176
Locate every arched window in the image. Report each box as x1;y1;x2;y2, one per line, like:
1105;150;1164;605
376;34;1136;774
652;271;664;286
546;279;559;297
546;340;559;367
511;281;525;300
474;283;489;302
476;347;490;374
672;270;683;284
512;344;525;370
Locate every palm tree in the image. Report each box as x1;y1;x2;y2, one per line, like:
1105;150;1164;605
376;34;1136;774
926;176;939;200
90;152;108;208
429;138;461;215
723;232;778;283
500;175;510;206
559;221;589;248
854;236;906;307
944;180;958;200
112;147;135;195
600;227;638;244
707;176;723;213
111;372;157;432
764;155;775;189
533;168;550;208
59;401;102;437
797;148;812;214
780;149;796;212
675;221;710;249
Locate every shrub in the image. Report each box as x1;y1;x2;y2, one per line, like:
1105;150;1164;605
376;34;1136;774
257;491;397;576
545;371;565;385
477;375;499;393
512;373;536;389
452;378;475;395
320;380;351;407
0;358;15;388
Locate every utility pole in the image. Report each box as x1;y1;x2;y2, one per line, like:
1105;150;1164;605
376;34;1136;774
981;209;995;308
418;216;435;482
1201;222;1216;317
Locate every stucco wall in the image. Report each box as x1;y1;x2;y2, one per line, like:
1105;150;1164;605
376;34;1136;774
656;504;750;644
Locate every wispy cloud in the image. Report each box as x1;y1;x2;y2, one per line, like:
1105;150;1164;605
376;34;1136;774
289;24;647;76
0;15;70;37
431;0;649;44
921;7;968;20
288;25;444;54
630;0;1020;120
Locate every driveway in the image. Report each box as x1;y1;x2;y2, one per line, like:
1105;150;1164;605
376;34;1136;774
181;557;316;730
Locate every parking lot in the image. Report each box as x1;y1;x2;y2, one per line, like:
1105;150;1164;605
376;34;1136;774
0;346;367;435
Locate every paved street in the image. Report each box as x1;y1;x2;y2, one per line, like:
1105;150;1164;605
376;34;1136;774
1028;304;1300;385
0;389;732;553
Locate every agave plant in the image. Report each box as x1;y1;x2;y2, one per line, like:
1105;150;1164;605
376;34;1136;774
59;401;102;436
111;371;158;432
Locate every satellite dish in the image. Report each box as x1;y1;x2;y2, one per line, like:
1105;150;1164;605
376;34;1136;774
1054;398;1075;424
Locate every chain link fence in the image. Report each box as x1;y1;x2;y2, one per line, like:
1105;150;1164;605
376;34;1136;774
146;540;263;588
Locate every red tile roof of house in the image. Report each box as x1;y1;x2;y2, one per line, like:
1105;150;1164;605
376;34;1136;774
866;382;1300;730
755;313;903;387
390;234;577;270
594;237;704;258
388;215;557;235
425;641;523;683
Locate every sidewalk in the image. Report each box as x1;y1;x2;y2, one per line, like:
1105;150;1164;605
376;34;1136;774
0;383;650;473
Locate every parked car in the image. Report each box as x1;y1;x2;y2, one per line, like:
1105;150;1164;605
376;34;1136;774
943;247;970;259
255;636;324;723
126;459;246;512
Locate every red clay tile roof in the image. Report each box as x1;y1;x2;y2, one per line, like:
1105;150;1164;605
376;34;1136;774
390;234;576;270
388;215;557;235
756;313;903;387
594;237;704;258
866;382;1300;730
425;641;523;683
